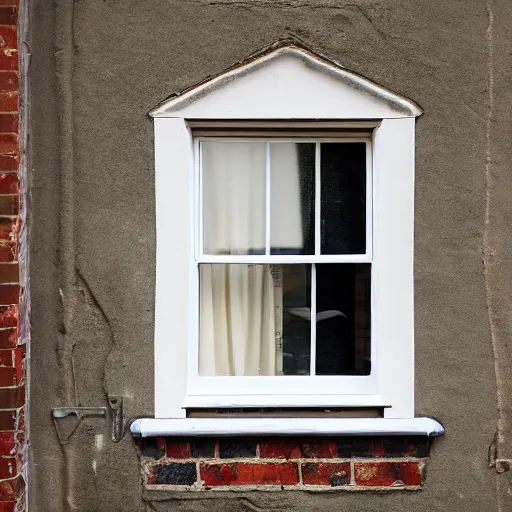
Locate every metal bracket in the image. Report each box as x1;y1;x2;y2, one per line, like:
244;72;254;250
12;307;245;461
52;407;107;445
108;396;124;443
52;407;107;419
52;398;126;444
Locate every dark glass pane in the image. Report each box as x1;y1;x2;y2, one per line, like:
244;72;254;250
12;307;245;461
321;143;366;254
270;143;315;255
280;264;311;375
315;264;371;375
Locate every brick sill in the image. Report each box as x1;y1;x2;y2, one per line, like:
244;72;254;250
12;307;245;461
130;417;444;438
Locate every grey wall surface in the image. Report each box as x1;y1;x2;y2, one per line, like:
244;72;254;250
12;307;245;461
29;0;512;510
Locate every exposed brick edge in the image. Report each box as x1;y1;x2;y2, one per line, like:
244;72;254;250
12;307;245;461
136;437;430;491
0;2;29;511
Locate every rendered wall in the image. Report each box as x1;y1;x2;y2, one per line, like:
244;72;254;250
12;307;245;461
28;0;512;511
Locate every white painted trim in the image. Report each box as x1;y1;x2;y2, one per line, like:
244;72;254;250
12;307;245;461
310;264;317;375
196;255;372;264
372;119;415;418
365;142;373;258
189;137;379;400
130;417;444;438
183;393;387;409
314;142;321;255
151;45;422;119
196;137;372;143
152;55;418;418
187;374;377;401
154;118;193;418
265;141;271;255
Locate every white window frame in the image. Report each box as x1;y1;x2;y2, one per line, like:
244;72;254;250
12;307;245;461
188;137;375;403
151;44;421;420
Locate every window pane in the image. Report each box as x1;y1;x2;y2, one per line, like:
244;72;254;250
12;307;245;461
270;143;315;255
315;264;371;375
280;264;311;375
321;143;366;254
202;142;266;255
199;264;311;376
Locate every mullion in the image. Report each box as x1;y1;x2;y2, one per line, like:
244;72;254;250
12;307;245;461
265;141;271;255
310;141;321;375
314;142;321;256
310;263;317;376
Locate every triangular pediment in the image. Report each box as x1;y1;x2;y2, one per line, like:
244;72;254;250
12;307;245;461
151;41;422;119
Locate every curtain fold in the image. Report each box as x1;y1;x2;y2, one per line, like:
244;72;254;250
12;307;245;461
199;264;277;376
202;142;266;255
199;142;303;376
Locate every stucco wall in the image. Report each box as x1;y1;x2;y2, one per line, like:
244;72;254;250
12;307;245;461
28;0;512;510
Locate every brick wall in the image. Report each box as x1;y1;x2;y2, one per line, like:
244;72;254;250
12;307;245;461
137;436;430;491
0;1;27;511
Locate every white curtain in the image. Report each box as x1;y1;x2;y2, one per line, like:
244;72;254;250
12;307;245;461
199;264;277;376
203;142;266;255
270;143;304;252
199;142;302;376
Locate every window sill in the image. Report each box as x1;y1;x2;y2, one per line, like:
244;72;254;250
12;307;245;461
130;417;444;438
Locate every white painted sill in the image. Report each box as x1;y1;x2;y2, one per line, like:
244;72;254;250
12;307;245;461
130;417;444;438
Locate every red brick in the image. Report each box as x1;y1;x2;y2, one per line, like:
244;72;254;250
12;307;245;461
0;196;17;216
0;458;15;479
302;462;351;486
0;243;17;262
200;463;299;487
0;73;15;92
354;462;422;487
0;8;16;26
155;437;165;451
0;27;15;50
0;328;15;348
0;502;14;512
0;285;17;305
0;0;17;5
0;433;13;455
0;385;22;409
0;134;15;154
301;440;337;458
259;439;301;459
0;367;15;386
0;156;16;172
258;439;337;459
0;114;16;132
0;93;16;113
0;265;17;284
0;411;14;431
0;306;18;329
0;349;11;366
166;442;190;459
0;174;14;194
15;384;23;407
0;53;15;72
0;479;15;500
0;174;15;194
